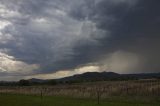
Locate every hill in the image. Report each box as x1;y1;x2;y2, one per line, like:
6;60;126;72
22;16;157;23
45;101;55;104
56;72;160;83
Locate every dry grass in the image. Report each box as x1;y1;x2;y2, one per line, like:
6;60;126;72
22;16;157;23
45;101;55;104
0;80;160;98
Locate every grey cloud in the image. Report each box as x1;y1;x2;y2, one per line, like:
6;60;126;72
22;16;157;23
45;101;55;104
0;0;108;76
68;0;160;73
0;0;160;80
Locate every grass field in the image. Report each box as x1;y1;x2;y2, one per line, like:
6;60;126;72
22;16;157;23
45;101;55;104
0;80;160;106
0;93;160;106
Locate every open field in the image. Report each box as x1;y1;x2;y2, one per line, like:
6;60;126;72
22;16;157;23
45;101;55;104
0;93;160;106
0;80;160;97
0;80;160;106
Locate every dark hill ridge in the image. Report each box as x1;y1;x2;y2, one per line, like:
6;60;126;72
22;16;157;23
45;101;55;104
24;72;160;84
58;72;120;82
56;72;160;82
1;72;160;86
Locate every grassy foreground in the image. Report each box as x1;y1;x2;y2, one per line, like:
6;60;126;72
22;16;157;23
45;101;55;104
0;94;160;106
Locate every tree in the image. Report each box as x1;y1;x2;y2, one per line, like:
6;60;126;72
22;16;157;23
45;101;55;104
47;79;57;85
19;79;30;86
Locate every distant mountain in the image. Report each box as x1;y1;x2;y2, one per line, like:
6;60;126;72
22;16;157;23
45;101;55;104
123;73;160;79
1;72;160;86
27;72;160;84
57;72;121;82
56;72;160;83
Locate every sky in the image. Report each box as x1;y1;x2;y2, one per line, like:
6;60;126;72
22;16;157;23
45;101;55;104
0;0;160;81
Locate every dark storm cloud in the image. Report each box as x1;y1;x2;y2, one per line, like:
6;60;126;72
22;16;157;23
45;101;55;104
0;0;160;80
103;0;160;73
69;0;160;73
105;0;160;73
0;0;107;76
